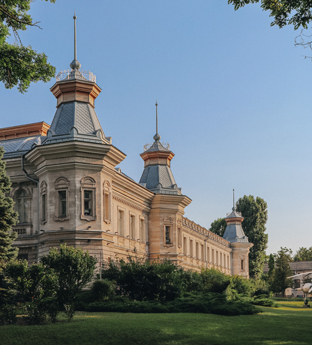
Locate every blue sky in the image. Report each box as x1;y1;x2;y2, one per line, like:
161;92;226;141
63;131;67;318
1;1;311;255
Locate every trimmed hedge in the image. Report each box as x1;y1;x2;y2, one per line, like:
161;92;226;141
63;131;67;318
83;293;258;316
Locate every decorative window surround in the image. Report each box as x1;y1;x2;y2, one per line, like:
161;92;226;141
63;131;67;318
103;181;111;224
163;217;173;248
14;187;32;225
139;217;145;242
117;207;125;236
40;181;47;225
81;176;96;222
130;213;136;240
54;177;70;222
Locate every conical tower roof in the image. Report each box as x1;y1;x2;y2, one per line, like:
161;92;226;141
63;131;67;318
44;14;109;146
139;102;181;195
223;190;249;243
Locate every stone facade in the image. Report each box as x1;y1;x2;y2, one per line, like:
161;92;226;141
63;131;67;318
0;57;253;277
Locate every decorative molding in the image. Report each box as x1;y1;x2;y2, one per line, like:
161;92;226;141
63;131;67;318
113;195;145;212
182;217;230;248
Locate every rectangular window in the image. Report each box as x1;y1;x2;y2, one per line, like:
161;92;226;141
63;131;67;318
84;190;92;216
207;246;210;262
212;249;214;264
190;239;193;257
104;193;109;220
42;194;46;221
130;215;135;239
201;244;204;261
183;237;187;255
165;226;171;244
140;218;144;241
216;251;219;265
178;228;182;247
227;255;229;269
224;254;226;268
196;242;199;259
118;210;124;235
241;260;244;270
220;253;222;267
59;191;67;217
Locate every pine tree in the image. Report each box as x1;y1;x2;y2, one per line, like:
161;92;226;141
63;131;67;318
0;146;18;263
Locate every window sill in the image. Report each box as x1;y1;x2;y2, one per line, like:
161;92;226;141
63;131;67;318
81;215;96;222
54;215;70;222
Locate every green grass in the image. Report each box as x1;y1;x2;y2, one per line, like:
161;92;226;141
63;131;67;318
1;301;312;345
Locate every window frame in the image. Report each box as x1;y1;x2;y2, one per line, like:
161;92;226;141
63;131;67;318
103;181;111;224
81;177;96;222
130;213;136;240
40;181;47;225
54;177;70;222
117;207;125;236
15;188;32;224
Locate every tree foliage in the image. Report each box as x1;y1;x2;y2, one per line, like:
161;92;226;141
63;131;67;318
0;0;56;92
0;147;18;263
271;247;293;296
228;0;312;30
236;195;268;279
293;246;312;261
209;218;227;237
41;244;96;318
209;195;268;279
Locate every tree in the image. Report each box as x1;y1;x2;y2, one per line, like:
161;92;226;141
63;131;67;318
209;195;268;279
0;147;18;263
236;195;268;279
228;0;312;30
209;218;227;237
41;244;96;320
272;247;293;296
267;253;275;290
0;0;56;93
293;247;312;261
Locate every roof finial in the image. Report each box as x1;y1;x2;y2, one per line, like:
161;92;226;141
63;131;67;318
70;12;81;70
153;100;161;141
233;188;235;211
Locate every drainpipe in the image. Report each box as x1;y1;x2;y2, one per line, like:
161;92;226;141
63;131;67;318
21;154;40;262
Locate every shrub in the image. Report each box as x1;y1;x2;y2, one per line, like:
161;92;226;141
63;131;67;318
0;304;17;325
201;268;230;293
91;279;116;301
41;244;96;321
102;258;184;301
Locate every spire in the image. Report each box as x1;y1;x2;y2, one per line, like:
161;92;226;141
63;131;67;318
70;12;81;70
153;100;161;142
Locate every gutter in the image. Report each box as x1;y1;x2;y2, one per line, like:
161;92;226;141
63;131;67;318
21;153;40;262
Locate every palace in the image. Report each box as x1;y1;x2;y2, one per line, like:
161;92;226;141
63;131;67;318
0;17;252;277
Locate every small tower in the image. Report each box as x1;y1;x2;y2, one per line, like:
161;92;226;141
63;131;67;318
46;13;108;145
140;102;191;261
223;190;253;278
139;102;181;195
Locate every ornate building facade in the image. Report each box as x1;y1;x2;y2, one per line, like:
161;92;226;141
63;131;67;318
0;19;253;277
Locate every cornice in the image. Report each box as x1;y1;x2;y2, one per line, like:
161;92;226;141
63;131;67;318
151;194;192;208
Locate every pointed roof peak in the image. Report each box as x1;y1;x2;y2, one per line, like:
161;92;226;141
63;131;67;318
70;12;81;70
153;100;161;142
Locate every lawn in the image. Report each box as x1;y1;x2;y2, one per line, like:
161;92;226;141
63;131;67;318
1;301;312;345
